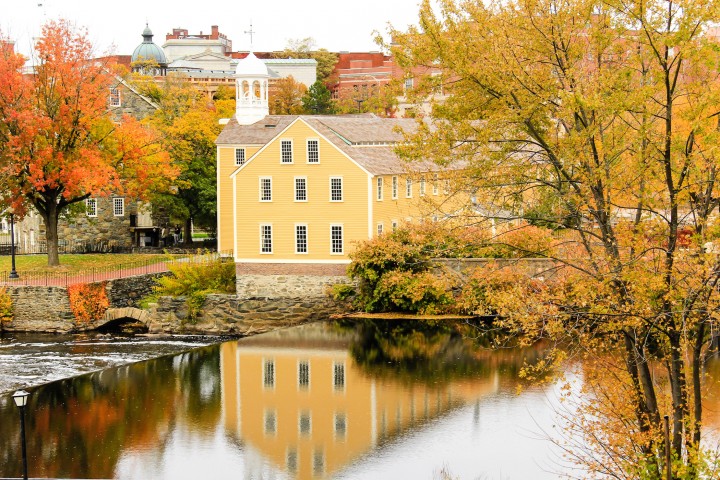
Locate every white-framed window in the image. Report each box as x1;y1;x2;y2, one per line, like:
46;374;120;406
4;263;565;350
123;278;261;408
298;360;310;389
113;197;124;216
294;177;307;202
264;409;277;435
333;362;345;391
260;224;273;254
109;87;121;106
334;412;347;440
307;139;319;163
392;176;398;199
263;359;275;388
280;139;293;163
260;177;272;201
404;77;414;92
391;220;398;232
286;448;298;474
330;177;343;202
299;411;312;436
235;148;246;166
420;177;426;196
377;177;383;201
406;178;413;198
331;224;344;254
377;223;383;236
85;198;97;217
295;224;308;254
313;450;325;477
433;173;439;195
445;179;451;194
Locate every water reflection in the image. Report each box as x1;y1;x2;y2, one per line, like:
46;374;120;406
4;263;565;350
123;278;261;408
0;320;569;479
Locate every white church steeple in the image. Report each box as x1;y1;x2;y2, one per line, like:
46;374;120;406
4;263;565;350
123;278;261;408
234;51;269;125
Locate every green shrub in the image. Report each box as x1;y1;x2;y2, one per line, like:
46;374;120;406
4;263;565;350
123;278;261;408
152;259;235;322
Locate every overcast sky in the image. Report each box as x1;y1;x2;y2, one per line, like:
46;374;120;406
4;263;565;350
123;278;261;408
4;0;423;58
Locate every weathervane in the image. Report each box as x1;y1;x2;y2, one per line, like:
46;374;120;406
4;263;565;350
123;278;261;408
244;21;255;50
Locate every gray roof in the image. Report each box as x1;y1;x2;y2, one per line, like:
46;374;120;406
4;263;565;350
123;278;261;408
217;114;435;175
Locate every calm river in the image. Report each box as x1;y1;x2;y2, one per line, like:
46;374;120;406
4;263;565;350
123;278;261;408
0;320;633;479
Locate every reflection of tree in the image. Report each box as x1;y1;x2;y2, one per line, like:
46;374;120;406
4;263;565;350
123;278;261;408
0;345;221;479
338;319;548;383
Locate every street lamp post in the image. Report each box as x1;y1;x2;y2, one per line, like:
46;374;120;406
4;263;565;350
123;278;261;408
8;209;19;279
12;389;30;480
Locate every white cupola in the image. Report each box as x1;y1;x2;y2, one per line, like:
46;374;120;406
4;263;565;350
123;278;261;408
234;52;269;125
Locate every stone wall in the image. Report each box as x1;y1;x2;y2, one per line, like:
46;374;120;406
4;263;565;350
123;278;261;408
145;294;340;335
106;273;170;308
434;258;561;280
3;286;75;332
2;273;169;333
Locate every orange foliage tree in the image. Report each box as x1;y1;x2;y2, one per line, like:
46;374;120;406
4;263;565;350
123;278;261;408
0;20;176;265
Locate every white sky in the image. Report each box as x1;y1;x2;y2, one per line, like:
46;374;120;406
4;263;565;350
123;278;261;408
4;0;423;58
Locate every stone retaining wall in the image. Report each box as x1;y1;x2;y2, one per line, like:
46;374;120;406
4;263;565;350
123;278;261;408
145;294;341;335
236;274;351;299
434;258;561;279
2;273;169;333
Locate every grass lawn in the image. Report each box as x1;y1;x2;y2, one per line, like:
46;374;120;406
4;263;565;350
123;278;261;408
0;253;180;273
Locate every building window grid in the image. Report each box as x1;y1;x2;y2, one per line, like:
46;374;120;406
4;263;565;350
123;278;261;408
330;177;343;201
392;176;398;199
331;225;343;254
391;220;398;232
313;450;325;477
377;177;383;201
260;177;272;201
334;412;347;439
433;173;439;195
286;449;298;473
377;223;383;236
307;139;319;163
235;148;246;166
294;177;307;202
264;410;277;435
299;411;312;436
406;178;413;198
295;224;308;254
298;360;310;389
333;363;345;391
260;224;273;254
113;197;124;216
86;198;97;217
420;177;426;196
281;139;293;163
263;359;275;388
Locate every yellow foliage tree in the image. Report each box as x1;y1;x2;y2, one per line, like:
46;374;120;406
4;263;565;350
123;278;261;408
390;0;720;476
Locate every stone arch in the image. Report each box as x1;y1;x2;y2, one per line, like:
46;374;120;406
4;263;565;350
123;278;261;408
86;307;150;332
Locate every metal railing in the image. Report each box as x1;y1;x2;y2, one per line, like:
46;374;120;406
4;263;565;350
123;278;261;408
0;250;233;287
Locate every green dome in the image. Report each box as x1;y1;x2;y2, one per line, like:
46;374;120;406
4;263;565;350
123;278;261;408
131;24;167;65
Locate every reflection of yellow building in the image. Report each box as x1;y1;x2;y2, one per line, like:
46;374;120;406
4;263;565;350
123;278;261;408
220;324;498;479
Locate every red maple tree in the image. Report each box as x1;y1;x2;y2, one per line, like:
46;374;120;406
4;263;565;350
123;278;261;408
0;20;177;265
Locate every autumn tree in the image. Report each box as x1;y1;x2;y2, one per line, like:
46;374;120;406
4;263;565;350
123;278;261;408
275;37;339;83
270;76;307;115
0;20;176;265
301;80;335;114
390;0;720;476
139;75;234;244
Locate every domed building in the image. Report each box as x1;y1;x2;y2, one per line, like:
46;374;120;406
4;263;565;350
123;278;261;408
131;24;167;75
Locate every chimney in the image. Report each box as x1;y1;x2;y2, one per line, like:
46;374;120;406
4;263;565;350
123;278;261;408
211;25;219;39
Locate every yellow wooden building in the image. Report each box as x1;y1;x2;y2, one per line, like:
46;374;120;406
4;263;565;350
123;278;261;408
220;324;499;479
216;53;458;276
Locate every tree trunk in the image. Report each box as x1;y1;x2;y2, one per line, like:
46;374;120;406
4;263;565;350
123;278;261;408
183;218;193;246
43;201;60;266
